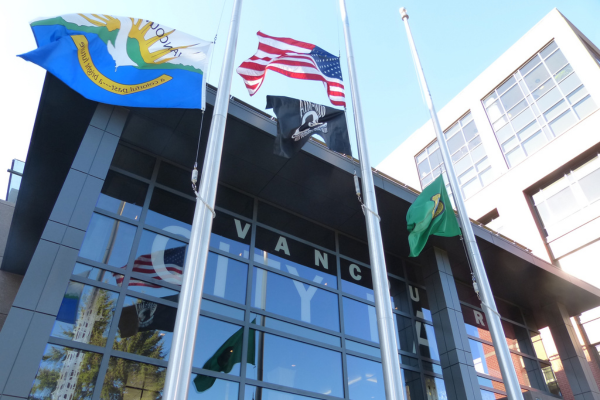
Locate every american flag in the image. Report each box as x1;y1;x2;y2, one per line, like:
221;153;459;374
237;32;345;107
115;246;186;288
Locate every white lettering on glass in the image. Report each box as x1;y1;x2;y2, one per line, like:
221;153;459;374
286;265;323;323
349;264;362;281
314;250;328;269
474;310;485;327
415;310;430;347
234;219;251;239
409;285;420;302
274;236;290;255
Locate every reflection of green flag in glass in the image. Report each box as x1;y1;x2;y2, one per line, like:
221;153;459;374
193;322;256;392
407;175;461;257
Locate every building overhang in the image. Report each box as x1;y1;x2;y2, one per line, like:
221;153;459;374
4;74;600;326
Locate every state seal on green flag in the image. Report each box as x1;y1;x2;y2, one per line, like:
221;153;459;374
406;175;461;257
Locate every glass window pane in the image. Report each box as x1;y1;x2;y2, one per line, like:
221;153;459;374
510;107;535;133
203;252;248;304
216;185;254;217
343;296;379;343
211;211;251;259
483;92;498;107
257;202;335;250
444;123;461;139
480;168;494;186
52;282;118;347
469;339;502;379
347;355;386;400
549;110;577;136
252;314;341;346
156;161;191;194
470;143;487;163
247;331;344;397
541;42;558;59
111;145;155;179
502;320;534;356
545;187;579;222
507;100;528;120
429;149;443;169
418;322;440;361
476;158;490;173
567;86;589;105
397;314;416;354
409;285;432;321
416;151;427;164
134;230;188;286
468;135;482;150
554;64;574;82
486;100;504;122
402;369;425;400
573;95;597;119
417;159;432;179
454;154;473;176
146;188;194;231
190;375;238;399
544;100;569;122
346;340;381;358
524;64;550;92
459;167;477;186
463;177;482;199
502;136;518;153
536;86;563;112
193;316;243;375
255;228;337;287
128;280;180;300
531;78;554;100
101;357;165;399
544;49;568;74
72;263;122;286
202;299;245;320
390;277;410;314
252;267;340;331
498;77;516;95
422;361;443;375
580;167;600;203
79;214;136;267
29;344;102;400
424;375;447;400
506;146;526;168
114;296;176;360
447;132;465;155
522;130;547;156
495;123;514;144
462;120;478;142
341;258;374;301
97;171;147;220
520;55;541;75
559;72;582;95
493;115;508;131
244;385;319;400
500;85;525;111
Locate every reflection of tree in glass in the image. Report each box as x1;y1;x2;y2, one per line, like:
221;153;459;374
101;357;166;400
28;345;102;400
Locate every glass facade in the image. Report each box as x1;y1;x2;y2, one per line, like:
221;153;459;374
483;41;597;168
415;112;493;199
26;143;561;400
532;153;600;238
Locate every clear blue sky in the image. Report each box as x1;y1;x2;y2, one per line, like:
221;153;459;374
1;0;599;196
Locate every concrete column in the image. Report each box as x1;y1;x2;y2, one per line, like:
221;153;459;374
544;302;600;400
422;247;483;400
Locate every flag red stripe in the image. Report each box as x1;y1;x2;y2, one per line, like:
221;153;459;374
257;31;315;50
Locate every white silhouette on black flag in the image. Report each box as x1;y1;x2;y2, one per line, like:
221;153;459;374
267;95;352;158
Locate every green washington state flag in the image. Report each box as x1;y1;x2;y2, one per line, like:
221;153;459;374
407;175;461;257
194;322;256;392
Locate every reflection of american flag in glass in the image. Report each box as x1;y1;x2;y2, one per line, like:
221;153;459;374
115;246;186;288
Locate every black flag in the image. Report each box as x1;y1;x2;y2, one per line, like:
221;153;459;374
267;95;352;158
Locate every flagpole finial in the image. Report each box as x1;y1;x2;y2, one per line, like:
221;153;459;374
399;7;409;20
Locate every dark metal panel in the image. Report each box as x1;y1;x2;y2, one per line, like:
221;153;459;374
12;240;60;310
60;227;85;250
39;220;66;245
0;307;33;394
88;131;119;179
67;175;103;231
105;107;129;137
2;312;54;398
89;104;114;131
71;126;104;174
36;245;79;315
48;169;87;226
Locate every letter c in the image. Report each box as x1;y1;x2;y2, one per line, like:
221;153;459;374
349;264;362;281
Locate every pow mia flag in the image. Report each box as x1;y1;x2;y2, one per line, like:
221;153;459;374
267;95;352;158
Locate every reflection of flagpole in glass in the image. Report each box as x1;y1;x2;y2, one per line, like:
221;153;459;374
399;8;524;400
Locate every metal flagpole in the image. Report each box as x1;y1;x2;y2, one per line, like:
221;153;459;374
162;0;243;398
399;8;524;400
338;1;405;399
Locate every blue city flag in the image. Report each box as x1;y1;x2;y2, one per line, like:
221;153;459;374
56;281;85;324
19;14;213;109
